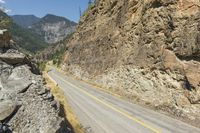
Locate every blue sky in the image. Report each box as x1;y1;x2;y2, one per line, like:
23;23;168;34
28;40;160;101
1;0;89;22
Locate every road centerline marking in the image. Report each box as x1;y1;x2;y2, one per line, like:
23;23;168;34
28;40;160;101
50;71;162;133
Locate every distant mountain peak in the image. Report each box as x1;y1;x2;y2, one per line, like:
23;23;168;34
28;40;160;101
13;14;39;17
40;14;76;25
33;14;77;43
11;13;77;44
44;14;58;17
11;15;40;28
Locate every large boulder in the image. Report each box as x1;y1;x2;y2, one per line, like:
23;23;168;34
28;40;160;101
0;100;16;121
0;29;11;49
2;78;32;93
183;61;200;89
0;49;25;65
1;65;33;93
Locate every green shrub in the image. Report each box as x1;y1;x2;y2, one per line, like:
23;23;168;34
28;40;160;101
53;59;57;65
38;61;47;71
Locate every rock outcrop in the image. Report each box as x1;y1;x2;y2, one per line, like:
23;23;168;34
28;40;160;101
0;29;11;50
0;100;16;122
30;14;77;44
0;49;26;65
62;0;200;126
0;30;70;133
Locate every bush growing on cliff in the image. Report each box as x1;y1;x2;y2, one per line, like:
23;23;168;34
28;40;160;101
81;0;95;17
51;49;64;66
38;61;47;71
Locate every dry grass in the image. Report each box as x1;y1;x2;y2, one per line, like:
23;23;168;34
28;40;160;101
43;70;84;133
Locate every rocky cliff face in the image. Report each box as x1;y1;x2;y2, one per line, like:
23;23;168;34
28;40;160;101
0;30;70;133
30;14;76;44
62;0;200;125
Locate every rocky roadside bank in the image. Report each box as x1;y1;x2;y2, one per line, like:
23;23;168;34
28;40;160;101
0;29;71;133
62;0;200;128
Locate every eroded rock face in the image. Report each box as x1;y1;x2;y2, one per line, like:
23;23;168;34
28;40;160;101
62;0;200;125
30;14;76;44
41;21;75;44
0;30;70;132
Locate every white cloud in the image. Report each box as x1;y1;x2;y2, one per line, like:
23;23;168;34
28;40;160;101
0;6;11;13
0;0;5;4
0;1;11;13
4;8;11;13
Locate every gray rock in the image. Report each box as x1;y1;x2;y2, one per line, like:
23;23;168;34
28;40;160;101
42;92;54;101
2;78;32;93
0;49;25;65
0;64;35;94
36;87;48;95
0;122;10;133
0;61;12;81
1;65;33;93
0;30;70;132
0;100;16;121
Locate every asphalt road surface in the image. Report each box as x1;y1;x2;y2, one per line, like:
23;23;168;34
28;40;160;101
48;67;200;133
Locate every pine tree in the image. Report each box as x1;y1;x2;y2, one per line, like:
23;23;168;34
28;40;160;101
79;6;82;18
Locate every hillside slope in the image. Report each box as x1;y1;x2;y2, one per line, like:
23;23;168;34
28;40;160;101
62;0;200;125
10;23;47;52
0;11;47;53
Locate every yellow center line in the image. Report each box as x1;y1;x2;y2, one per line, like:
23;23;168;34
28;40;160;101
51;71;162;133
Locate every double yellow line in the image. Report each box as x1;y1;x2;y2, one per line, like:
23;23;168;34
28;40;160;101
52;72;162;133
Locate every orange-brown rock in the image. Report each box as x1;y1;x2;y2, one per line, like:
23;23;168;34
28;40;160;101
62;0;200;125
184;61;200;89
0;29;11;48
